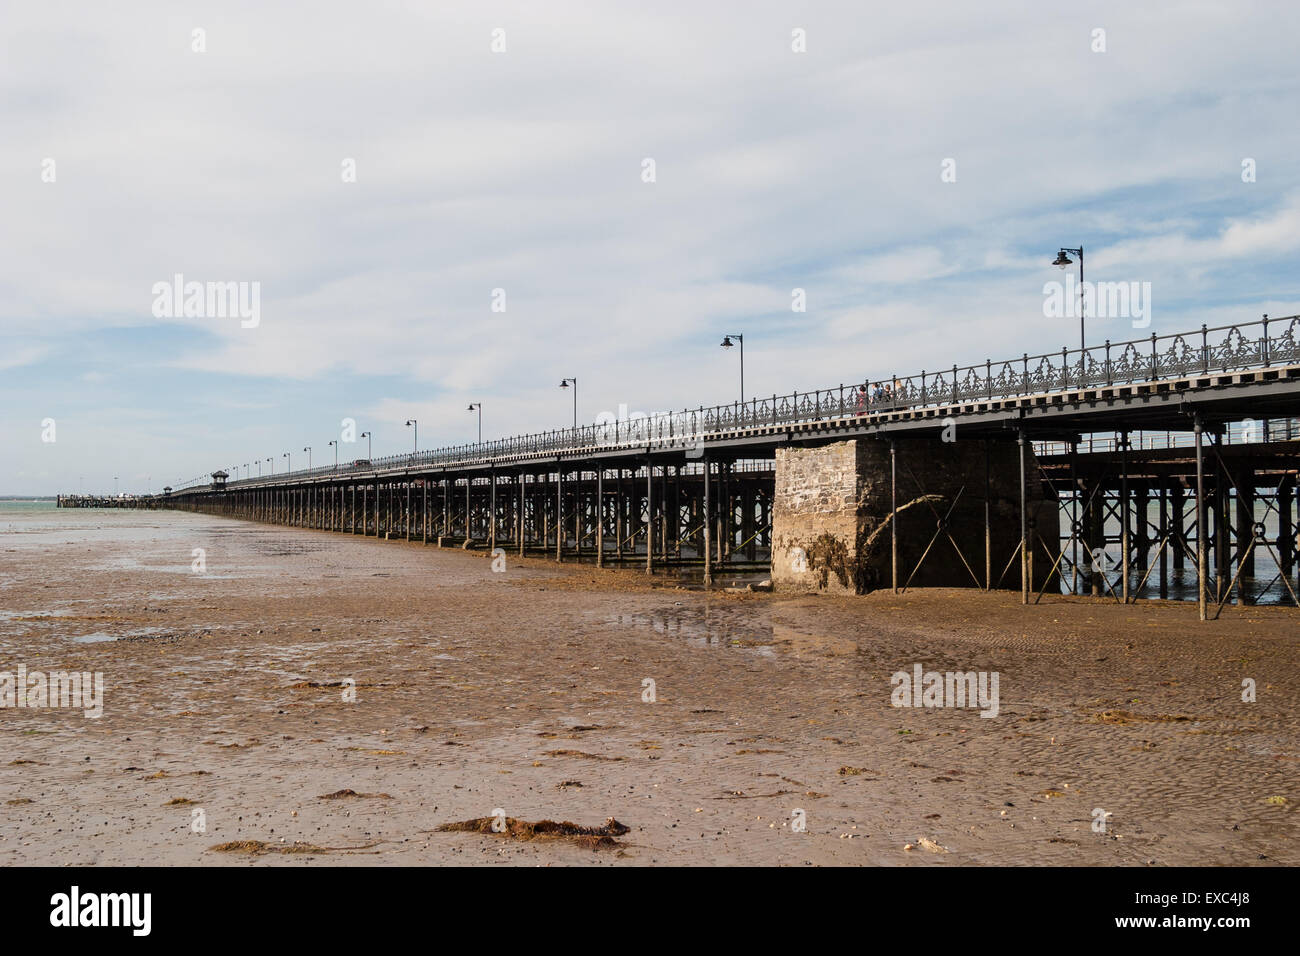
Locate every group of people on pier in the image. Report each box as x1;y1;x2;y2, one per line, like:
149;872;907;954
854;380;900;413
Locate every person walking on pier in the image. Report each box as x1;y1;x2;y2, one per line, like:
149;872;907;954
855;384;868;414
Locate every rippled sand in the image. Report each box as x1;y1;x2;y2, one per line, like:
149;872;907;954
1;509;1296;865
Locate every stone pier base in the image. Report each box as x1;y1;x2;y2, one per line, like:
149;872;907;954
772;438;1059;594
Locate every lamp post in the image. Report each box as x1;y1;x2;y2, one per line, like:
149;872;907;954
1052;246;1085;356
114;476;118;497
304;446;312;471
559;378;578;427
283;451;291;472
266;456;273;476
405;419;418;458
720;333;744;403
467;403;482;443
329;440;338;472
360;431;372;460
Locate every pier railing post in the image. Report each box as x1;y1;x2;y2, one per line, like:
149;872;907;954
596;468;604;567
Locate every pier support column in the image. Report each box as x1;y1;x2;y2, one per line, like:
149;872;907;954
1236;469;1256;604
1119;431;1130;603
1172;482;1186;572
1158;484;1168;600
702;459;712;586
1134;481;1150;575
574;469;582;561
984;440;992;591
1087;479;1104;596
890;439;898;593
555;469;563;561
1194;414;1208;621
645;462;654;574
1019;429;1028;605
1214;463;1230;604
596;469;604;568
615;470;625;565
1279;475;1295;580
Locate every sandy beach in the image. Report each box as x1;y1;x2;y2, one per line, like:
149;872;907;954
1;507;1296;866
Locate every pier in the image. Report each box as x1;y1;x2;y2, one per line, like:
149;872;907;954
67;317;1300;619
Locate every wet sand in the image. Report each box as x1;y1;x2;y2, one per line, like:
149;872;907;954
1;509;1297;866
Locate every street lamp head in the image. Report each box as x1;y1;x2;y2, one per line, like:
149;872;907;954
720;336;734;349
1053;250;1073;269
559;379;569;389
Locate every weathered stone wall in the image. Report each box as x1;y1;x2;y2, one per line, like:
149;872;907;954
771;442;870;592
772;438;1059;594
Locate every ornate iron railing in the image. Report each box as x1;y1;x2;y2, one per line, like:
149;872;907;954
184;315;1299;492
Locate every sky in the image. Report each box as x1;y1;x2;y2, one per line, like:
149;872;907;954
3;1;1298;495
